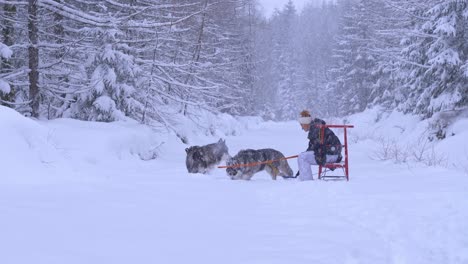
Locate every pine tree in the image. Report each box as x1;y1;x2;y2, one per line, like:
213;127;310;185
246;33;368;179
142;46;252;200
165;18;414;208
396;0;467;117
0;3;15;105
328;0;359;116
268;1;302;120
424;0;467;112
298;2;338;117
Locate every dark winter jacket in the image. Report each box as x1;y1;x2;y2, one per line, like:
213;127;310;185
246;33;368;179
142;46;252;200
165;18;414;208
306;118;342;165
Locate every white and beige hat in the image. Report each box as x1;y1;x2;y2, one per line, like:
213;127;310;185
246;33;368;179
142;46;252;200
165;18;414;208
298;110;312;124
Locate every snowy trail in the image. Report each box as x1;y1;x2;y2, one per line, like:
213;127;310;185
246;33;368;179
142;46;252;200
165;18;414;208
1;120;468;264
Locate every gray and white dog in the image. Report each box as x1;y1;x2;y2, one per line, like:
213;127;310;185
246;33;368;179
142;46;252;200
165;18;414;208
185;138;230;174
226;148;293;180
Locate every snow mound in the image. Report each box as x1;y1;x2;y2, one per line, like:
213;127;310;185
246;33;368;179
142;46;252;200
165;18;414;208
344;106;468;172
44;118;164;166
0;106;166;182
0;106;63;182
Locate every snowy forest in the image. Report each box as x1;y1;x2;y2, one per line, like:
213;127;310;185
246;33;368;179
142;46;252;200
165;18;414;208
2;1;468;262
0;0;467;123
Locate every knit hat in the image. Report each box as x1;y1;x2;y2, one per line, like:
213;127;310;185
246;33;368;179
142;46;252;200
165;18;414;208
298;110;312;125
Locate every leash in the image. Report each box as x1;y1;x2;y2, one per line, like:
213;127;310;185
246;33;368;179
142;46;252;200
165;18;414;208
217;155;298;169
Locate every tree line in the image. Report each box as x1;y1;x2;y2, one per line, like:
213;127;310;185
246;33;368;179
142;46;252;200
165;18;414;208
0;0;258;127
255;0;467;120
0;0;466;125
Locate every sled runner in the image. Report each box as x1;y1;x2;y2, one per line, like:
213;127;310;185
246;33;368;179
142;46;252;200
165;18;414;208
316;124;354;181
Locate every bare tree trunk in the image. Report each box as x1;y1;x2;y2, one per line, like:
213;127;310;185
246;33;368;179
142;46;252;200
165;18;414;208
192;0;207;63
183;0;208;116
51;0;66;119
142;47;158;123
28;0;40;117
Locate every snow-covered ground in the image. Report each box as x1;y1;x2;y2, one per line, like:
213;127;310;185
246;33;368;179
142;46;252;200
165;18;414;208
1;106;468;264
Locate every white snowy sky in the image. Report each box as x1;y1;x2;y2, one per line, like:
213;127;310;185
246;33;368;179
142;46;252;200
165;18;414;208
257;0;318;17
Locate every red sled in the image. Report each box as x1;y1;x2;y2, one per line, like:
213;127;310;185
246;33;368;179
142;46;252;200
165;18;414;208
316;124;354;181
